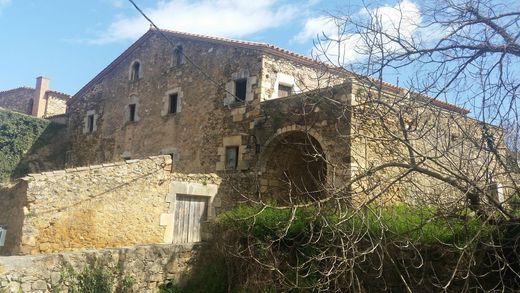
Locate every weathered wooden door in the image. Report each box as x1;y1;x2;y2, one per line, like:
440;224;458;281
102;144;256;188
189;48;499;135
173;195;208;243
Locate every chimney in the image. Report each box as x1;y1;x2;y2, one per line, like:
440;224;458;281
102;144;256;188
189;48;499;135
32;76;50;118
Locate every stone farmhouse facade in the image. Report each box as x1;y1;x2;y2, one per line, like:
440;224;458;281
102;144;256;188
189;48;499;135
0;28;505;256
67;28;492;199
0;76;70;120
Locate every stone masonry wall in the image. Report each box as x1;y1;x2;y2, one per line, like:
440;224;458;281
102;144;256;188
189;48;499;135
0;243;203;293
43;94;67;118
16;156;173;255
0;88;34;115
67;32;264;172
67;30;347;178
348;84;507;206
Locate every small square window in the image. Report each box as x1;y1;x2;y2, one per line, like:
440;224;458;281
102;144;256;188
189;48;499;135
128;104;136;122
278;84;293;98
169;94;178;114
234;79;247;102
87;114;95;133
225;146;239;170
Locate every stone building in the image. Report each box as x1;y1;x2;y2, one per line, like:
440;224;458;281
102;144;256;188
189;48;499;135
0;76;70;119
67;28;486;200
0;28;506;256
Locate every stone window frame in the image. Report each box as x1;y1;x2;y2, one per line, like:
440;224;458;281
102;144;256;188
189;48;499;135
125;95;140;123
171;45;185;67
216;135;249;171
160;181;219;244
129;59;142;81
161;87;183;116
83;110;98;134
224;70;256;106
270;72;301;100
0;226;6;247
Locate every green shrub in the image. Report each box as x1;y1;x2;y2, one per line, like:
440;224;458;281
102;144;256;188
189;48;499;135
217;203;489;245
0;109;65;181
217;204;317;240
57;258;134;293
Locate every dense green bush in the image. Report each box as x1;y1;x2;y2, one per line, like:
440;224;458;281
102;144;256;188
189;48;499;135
214;204;504;292
0;109;64;181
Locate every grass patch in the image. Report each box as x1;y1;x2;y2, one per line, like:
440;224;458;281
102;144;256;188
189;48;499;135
217;203;489;245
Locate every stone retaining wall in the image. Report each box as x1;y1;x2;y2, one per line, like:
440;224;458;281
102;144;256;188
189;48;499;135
15;155;173;255
0;243;202;293
0;155;223;256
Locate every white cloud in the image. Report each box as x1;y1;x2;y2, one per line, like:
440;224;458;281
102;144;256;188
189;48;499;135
92;0;298;44
297;0;422;65
294;16;338;44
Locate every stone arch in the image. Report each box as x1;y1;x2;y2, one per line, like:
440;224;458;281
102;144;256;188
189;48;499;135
258;126;328;200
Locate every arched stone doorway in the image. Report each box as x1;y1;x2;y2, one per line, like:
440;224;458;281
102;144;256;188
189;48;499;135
259;131;327;201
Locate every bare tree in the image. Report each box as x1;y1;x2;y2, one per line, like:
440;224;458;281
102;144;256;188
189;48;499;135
215;0;520;292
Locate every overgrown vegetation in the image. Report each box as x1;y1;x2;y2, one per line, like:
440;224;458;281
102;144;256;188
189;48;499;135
159;258;227;293
213;203;516;292
0;109;65;181
217;203;487;245
57;258;134;293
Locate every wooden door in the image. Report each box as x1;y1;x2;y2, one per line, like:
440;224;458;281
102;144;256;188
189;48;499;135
173;195;208;243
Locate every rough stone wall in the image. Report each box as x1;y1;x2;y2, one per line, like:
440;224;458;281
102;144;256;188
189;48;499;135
0;243;202;293
66;31;348;176
67;32;265;173
252;85;353;196
260;54;345;102
0;88;34;115
43;93;67;117
17;156;173;255
348;84;507;206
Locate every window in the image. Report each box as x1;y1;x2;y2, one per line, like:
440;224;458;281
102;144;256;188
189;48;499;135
234;79;247;102
225;146;239;169
278;84;293;98
169;93;178;114
128;104;136;122
175;46;184;66
0;227;6;247
87;114;95;133
130;61;140;81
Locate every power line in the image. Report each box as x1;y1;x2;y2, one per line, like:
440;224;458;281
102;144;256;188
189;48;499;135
127;0;242;102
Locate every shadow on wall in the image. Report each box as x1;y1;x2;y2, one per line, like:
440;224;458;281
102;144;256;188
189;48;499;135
0;181;27;256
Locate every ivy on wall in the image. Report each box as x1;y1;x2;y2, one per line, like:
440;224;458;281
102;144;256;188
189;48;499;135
0;109;64;182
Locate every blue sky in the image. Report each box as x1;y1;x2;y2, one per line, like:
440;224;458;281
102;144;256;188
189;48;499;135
0;0;406;95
